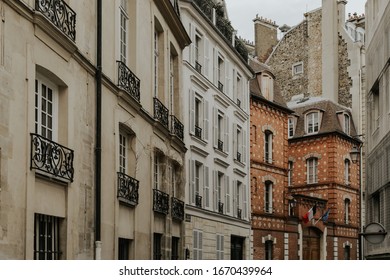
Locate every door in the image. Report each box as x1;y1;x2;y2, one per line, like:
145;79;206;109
303;227;321;260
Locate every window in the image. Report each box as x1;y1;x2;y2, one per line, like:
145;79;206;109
35;75;58;140
119;0;128;64
234;124;246;163
153;30;159;98
118;238;131;260
372;193;381;223
265;240;273;260
217;172;223;213
344;245;351;260
344;198;351;224
288;161;293;186
195;162;201;206
154;151;162;190
307;158;318;184
292;62;303;75
190;160;210;208
153;233;162;260
169;48;179;114
265;181;273;213
236;73;243;107
119;132;127;174
190;92;209;141
216;234;224;260
214;109;229;153
306;111;319;134
236;181;242;218
288;118;295;138
171;237;179;260
193;230;203;260
34;213;61;260
194;33;202;73
344;114;350;135
344;159;351;185
261;74;274;100
264;130;273;164
217;56;224;92
234;180;247;219
169;161;179;197
154;21;164;98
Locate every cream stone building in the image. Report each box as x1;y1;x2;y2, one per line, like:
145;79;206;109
179;0;253;260
0;0;190;260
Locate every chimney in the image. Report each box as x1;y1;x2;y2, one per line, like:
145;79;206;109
321;0;339;103
337;0;348;29
253;15;278;62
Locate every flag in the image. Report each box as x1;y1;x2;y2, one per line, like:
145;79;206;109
321;209;330;222
302;205;316;223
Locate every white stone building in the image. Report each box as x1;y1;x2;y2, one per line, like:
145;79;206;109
179;0;253;260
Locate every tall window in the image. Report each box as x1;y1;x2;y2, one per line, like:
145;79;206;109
34;214;61;260
261;74;273;100
235;125;242;162
217;172;223;213
35;76;58;140
190;91;209;141
288;161;293;186
288;118;294;138
154;152;162;190
265;181;273;213
306;112;319;134
236;74;243;107
344;159;351;185
216;234;224;260
193;230;203;260
217;56;224;92
344;114;350;135
118;238;131;260
195;162;201;205
171;237;179;260
194;33;202;73
153;233;162;260
307;158;318;184
344;198;351;224
265;240;273;260
214;109;229;153
344;245;351;260
119;0;128;64
119;132;127;174
154;30;159;97
217;114;224;151
264;130;273;164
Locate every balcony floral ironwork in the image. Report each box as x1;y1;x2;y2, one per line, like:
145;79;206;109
171;115;184;141
195;125;202;139
117;61;141;103
117;172;139;206
154;98;169;129
195;194;202;208
195;61;202;74
35;0;76;41
236;152;242;163
153;189;169;215
218;81;224;92
30;133;74;182
217;139;224;151
237;208;242;219
171;197;185;221
218;201;224;214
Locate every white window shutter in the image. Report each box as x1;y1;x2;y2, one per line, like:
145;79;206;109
189;23;195;65
189;90;195;135
199;231;203;260
242;128;247;163
233;180;237;216
213;108;218;148
225;59;231;96
213;170;218;211
233;123;237;160
233;69;237;101
204;166;210;208
243;184;248;219
225;175;230;214
224;115;229;153
213;48;218;84
204;38;210;78
204;100;209;142
190;159;195;204
193;230;198;260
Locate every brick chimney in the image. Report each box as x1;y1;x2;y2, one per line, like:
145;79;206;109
253;15;278;62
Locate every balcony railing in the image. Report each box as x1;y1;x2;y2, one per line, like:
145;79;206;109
195;125;202;139
237;152;242;162
117;61;141;102
117;172;139;206
195;194;202;208
30;133;74;182
237;208;242;219
154;98;169;129
35;0;76;41
171;115;184;141
218;201;224;214
171;197;184;221
217;139;224;151
153;189;169;215
218;81;224;92
195;61;202;74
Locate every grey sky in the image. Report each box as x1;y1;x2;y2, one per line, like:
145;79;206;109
224;0;366;42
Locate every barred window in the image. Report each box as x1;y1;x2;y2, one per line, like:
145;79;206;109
34;213;61;260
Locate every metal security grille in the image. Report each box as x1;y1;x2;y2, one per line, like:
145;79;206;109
34;213;60;260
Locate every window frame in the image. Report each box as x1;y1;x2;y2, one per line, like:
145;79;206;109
306;157;318;184
265;181;273;213
306;111;320;134
264;130;273;164
292;61;303;75
265;240;273;260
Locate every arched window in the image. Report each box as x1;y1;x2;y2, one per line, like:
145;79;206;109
264;181;273;213
264;130;273;164
344;159;351;185
344;198;351;224
306;158;318;184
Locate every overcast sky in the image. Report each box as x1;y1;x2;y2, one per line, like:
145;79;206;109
224;0;366;41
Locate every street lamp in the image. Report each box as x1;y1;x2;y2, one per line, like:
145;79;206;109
350;146;360;163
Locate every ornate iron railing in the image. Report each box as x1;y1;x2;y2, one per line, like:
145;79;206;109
171;115;184;141
193;0;213;21
195;61;202;74
154;98;169;129
195;125;202;139
237;152;242;162
30;133;74;182
216;16;233;42
218;81;224;92
195;194;202;208
153;189;169;215
117;172;139;206
35;0;76;41
217;139;224;151
117;61;141;102
218;201;224;214
237;208;242;219
171;197;184;221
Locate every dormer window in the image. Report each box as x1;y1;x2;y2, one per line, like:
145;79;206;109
288;118;295;138
344;114;350;135
306;111;320;134
261;73;274;101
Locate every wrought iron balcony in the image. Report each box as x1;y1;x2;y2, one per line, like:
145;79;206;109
117;172;139;206
195;125;202;139
217;139;224;151
154;98;169;129
117;61;141;102
195;61;202;74
237;208;242;219
193;0;213;21
237;152;242;162
171;197;184;221
218;81;224;92
153;189;169;215
35;0;76;41
195;194;202;208
218;201;224;214
171;115;184;141
30;133;74;182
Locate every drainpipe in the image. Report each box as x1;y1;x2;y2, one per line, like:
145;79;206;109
95;0;102;260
